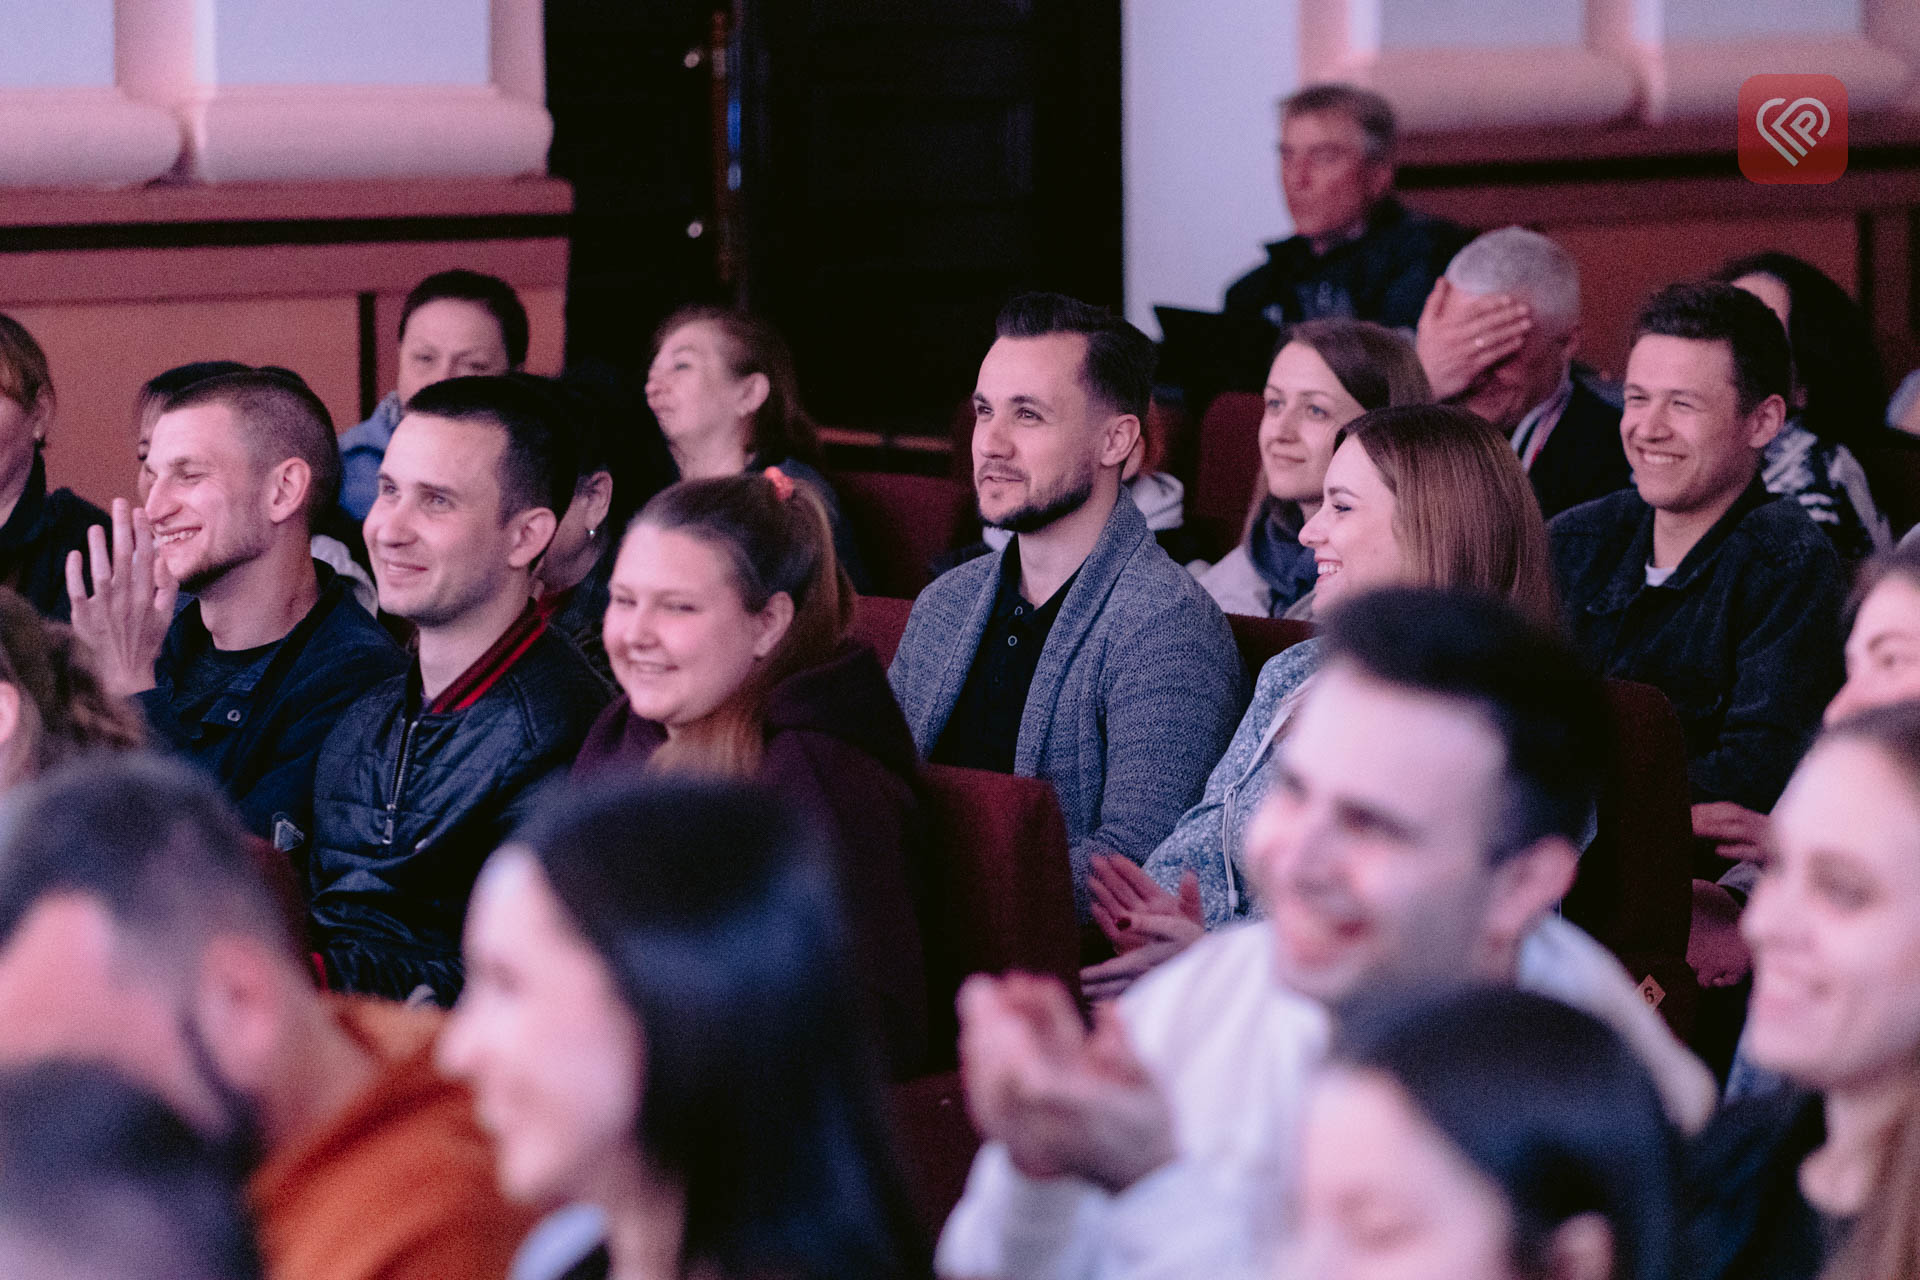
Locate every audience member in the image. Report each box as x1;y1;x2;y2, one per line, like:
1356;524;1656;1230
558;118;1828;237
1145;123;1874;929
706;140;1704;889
1418;226;1632;519
1221;84;1472;355
337;270;529;520
644;305;869;590
890;292;1244;912
1684;701;1920;1279
1716;252;1891;558
1691;540;1920;988
135;361;376;610
0;585;142;786
936;588;1714;1280
0;755;534;1280
69;368;406;851
573;471;928;1073
1292;986;1677;1280
984;417;1190;564
1198;318;1430;619
1550;282;1844;824
307;375;610;1005
0;1058;263;1280
0;313;106;622
525;375;619;678
1088;403;1557;995
440;775;926;1280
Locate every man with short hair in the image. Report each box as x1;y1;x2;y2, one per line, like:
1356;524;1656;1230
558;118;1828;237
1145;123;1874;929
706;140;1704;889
67;368;405;851
889;292;1244;911
0;755;534;1280
0;1059;262;1280
1221;83;1472;350
934;588;1715;1280
1550;282;1844;820
309;375;610;1004
1417;226;1631;519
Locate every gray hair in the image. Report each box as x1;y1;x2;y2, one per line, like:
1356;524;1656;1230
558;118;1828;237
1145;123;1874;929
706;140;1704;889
1444;227;1581;336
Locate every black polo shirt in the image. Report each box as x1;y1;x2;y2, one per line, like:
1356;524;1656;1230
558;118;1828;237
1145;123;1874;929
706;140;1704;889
931;540;1077;774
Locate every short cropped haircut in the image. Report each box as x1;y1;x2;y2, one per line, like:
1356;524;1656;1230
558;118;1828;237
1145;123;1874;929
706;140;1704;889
994;292;1156;422
0;1059;262;1280
1282;82;1398;159
399;269;529;369
0;754;294;970
1332;986;1677;1280
1318;586;1609;861
1446;227;1581;335
1630;281;1791;417
403;373;579;523
162;367;341;523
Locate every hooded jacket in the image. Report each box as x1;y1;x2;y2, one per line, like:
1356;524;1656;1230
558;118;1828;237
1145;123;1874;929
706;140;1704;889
575;640;930;1075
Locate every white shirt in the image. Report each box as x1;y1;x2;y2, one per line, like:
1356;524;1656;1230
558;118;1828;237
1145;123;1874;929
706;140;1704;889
934;917;1716;1280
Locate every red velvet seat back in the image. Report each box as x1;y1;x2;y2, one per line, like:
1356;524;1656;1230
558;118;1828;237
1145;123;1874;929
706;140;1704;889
830;470;978;598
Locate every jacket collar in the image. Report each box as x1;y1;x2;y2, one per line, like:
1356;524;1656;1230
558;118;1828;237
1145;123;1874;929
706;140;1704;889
1264;196;1408;262
1587;475;1775;614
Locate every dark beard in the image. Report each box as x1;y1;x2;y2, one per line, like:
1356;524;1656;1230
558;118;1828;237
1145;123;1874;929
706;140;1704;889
981;468;1095;535
179;1008;268;1177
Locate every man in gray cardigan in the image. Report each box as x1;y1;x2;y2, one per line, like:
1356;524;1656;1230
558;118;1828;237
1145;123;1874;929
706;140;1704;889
889;292;1245;914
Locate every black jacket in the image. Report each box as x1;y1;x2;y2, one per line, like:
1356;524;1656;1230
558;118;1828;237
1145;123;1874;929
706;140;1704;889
1222;197;1473;361
307;626;612;1004
1526;379;1631;521
1682;1089;1843;1280
136;565;406;849
1550;478;1844;812
0;453;105;622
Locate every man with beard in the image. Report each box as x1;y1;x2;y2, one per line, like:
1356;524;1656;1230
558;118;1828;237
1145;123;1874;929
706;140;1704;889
0;755;534;1280
889;293;1243;912
67;368;404;854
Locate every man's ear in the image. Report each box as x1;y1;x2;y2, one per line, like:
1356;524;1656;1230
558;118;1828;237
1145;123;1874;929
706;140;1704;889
1745;393;1788;452
1362;158;1394;205
507;507;560;571
580;470;615;533
1483;835;1578;955
1559;324;1582;362
263;458;312;528
190;935;286;1100
0;682;25;767
1100;413;1142;472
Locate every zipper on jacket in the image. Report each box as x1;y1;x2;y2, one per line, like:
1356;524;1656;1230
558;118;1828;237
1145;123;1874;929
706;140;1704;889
382;716;421;846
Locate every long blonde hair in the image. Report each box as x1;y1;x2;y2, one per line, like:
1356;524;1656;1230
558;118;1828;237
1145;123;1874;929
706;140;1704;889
1335;404;1559;630
635;471;852;777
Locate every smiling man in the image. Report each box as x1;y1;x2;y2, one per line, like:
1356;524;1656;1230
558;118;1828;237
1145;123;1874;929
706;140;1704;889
67;367;404;852
307;375;609;1005
888;292;1243;913
934;589;1713;1280
1549;282;1844;823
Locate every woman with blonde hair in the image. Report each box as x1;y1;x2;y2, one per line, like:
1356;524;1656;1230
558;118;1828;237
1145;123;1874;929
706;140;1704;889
1086;404;1556;995
574;469;927;1073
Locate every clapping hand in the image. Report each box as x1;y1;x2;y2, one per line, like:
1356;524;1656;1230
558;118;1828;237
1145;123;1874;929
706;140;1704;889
65;499;175;698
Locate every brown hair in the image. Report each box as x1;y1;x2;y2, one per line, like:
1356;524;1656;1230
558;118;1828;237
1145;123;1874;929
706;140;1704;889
0;314;52;421
653;306;821;465
1334;404;1558;630
0;589;143;782
632;471;851;776
1247;320;1432;537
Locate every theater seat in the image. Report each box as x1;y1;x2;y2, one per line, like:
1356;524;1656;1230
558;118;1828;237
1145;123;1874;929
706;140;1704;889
1190;391;1264;562
1565;679;1699;1041
851;594;915;667
1226;614;1315;679
830;470;979;598
894;763;1077;1231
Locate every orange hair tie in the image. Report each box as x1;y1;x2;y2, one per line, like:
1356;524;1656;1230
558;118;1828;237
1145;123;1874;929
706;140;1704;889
763;466;796;502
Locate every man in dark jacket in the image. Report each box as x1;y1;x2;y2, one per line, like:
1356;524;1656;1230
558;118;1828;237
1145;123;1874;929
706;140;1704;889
1220;84;1472;359
66;368;404;853
1418;226;1632;519
309;375;610;1004
1550;282;1844;823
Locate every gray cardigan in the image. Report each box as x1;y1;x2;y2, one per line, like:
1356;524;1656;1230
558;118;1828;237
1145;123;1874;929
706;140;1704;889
889;492;1246;913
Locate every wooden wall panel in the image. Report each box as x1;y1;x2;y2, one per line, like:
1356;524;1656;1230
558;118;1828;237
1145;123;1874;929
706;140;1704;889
1548;217;1857;379
11;297;361;508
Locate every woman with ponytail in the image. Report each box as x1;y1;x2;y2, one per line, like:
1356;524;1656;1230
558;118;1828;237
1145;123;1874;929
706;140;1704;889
575;469;929;1074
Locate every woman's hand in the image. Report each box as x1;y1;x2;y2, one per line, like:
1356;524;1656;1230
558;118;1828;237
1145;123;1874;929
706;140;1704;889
1692;801;1771;862
1082;857;1205;1003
